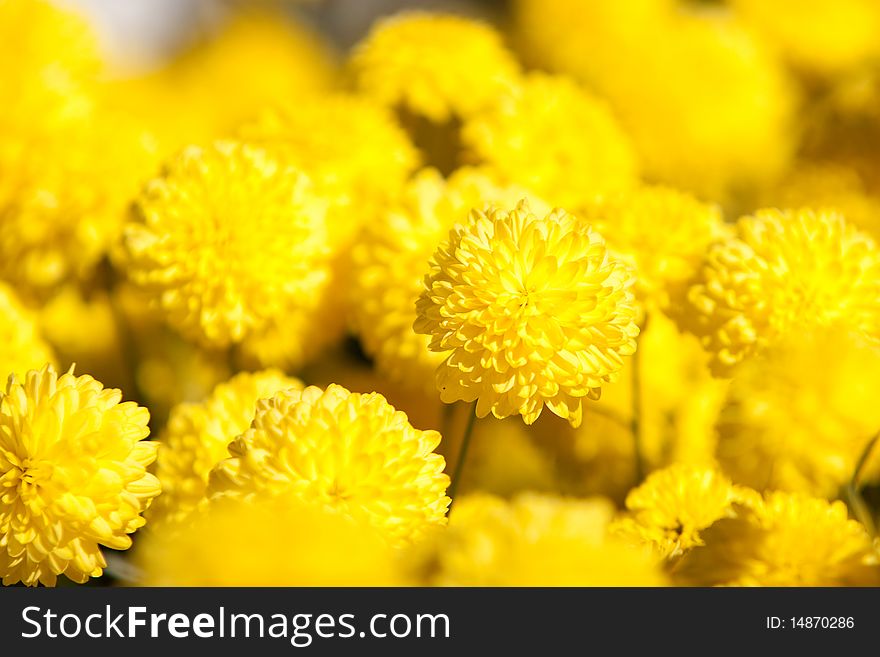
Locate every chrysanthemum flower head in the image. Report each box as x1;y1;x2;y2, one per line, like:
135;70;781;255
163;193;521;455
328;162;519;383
208;384;450;545
612;464;752;558
351;167;549;393
680;208;880;375
414;493;667;586
731;0;880;75
414;200;639;427
717;328;880;496
123;140;332;349
0;282;55;378
462;74;638;207
150;369;303;526
0;364;159;586
350;12;520;123
139;497;404;586
583;186;726;308
676;491;880;586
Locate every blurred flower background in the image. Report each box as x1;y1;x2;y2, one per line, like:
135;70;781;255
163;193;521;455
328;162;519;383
2;0;880;587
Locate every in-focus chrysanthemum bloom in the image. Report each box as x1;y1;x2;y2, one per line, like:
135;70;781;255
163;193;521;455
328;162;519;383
611;464;752;558
238;94;419;247
413;493;666;586
351;167;548;393
462;74;637;207
0;282;55;378
350;12;520;123
208;384;450;545
513;0;795;201
582;186;726;308
731;0;880;75
149;370;303;526
717;328;880;497
676;492;880;587
414;200;639;427
0;365;159;586
139;497;403;586
679;208;880;375
123;141;332;349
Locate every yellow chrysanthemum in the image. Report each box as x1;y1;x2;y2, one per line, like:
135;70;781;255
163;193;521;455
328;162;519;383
462;74;638;207
731;0;880;75
0;282;55;378
416;493;666;586
0;365;159;586
717;328;880;496
123;141;332;348
208;384;450;544
414;200;639;427
677;492;880;586
139;497;403;586
612;464;751;558
150;370;303;526
350;12;520;123
514;0;795;201
582;186;726;307
681;208;880;375
238;94;420;246
351;167;548;392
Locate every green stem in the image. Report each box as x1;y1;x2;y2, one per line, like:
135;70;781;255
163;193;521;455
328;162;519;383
631;313;649;485
447;402;478;510
846;431;880;535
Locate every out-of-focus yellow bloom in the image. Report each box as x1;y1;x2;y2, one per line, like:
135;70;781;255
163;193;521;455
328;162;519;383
238;94;419;247
150;370;303;526
139;497;403;586
514;0;795;201
0;365;159;586
209;384;450;545
680;208;880;375
677;492;880;586
612;464;751;558
582;186;726;308
0;282;55;378
717;328;880;496
731;0;880;75
350;12;520;123
416;493;667;586
463;74;638;207
414;201;639;427
114;10;336;153
123;141;332;349
766;164;880;240
351;167;548;393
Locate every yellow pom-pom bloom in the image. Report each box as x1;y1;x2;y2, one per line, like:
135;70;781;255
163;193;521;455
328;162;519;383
208;384;450;545
612;464;751;558
583;186;726;308
414;200;639;427
677;492;880;587
463;74;638;207
681;208;880;375
0;282;55;378
123;141;331;348
350;12;520;123
732;0;880;75
351;167;548;392
139;497;403;586
417;493;666;586
717;329;880;496
238;94;419;246
0;365;159;586
150;370;303;526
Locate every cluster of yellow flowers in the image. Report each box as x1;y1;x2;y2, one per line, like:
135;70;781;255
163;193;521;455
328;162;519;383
2;0;880;587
